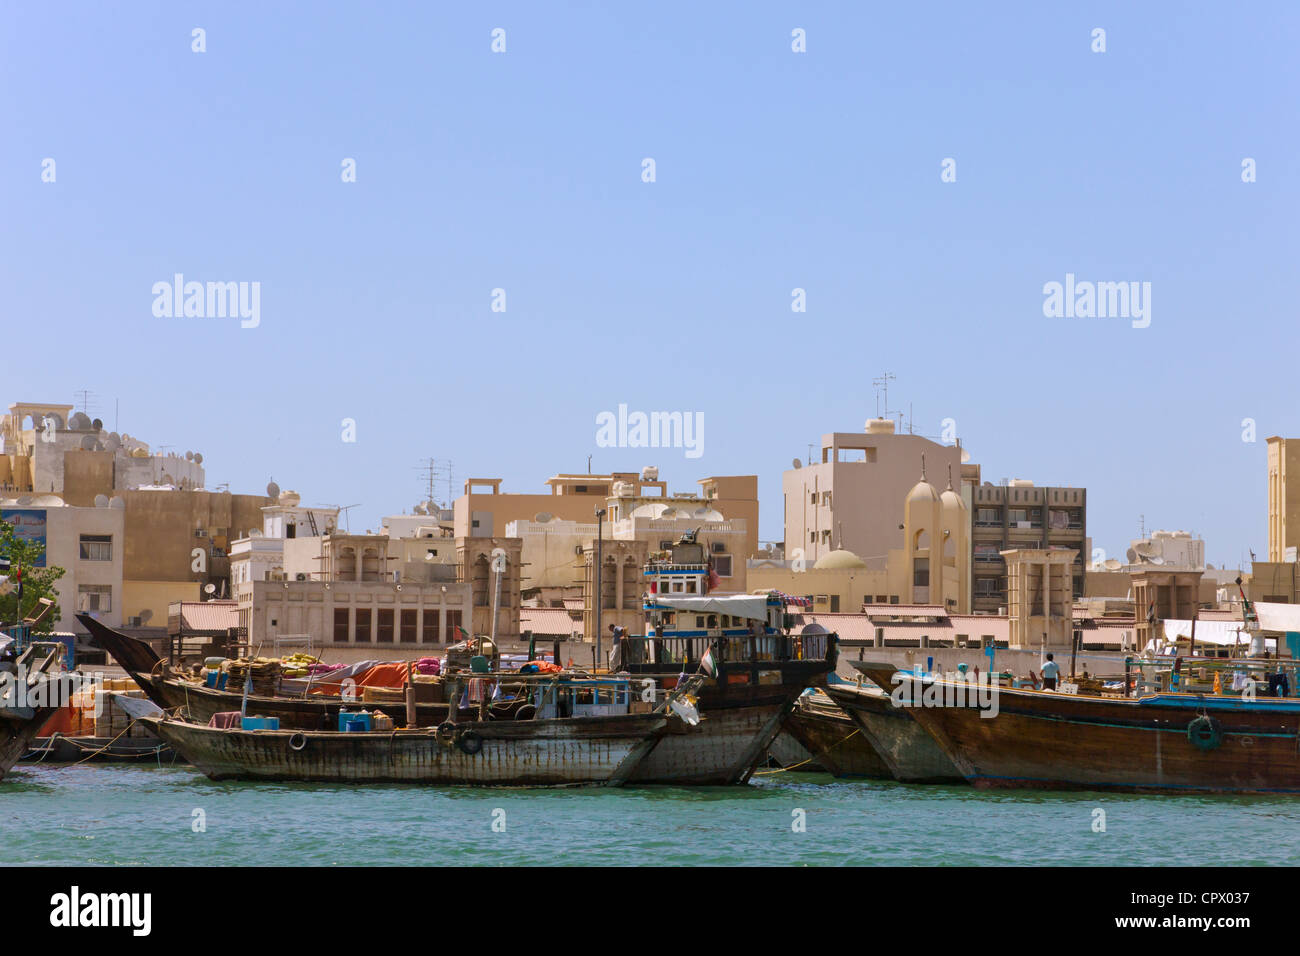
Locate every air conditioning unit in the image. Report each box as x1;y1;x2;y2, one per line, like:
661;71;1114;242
295;572;308;582
711;542;726;553
574;545;585;555
128;616;143;627
194;529;208;538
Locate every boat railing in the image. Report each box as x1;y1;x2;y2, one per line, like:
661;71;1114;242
620;632;834;667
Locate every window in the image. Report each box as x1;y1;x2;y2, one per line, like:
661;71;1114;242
471;519;480;528
889;594;899;605
286;524;296;539
976;508;1000;527
79;534;112;561
333;608;350;642
401;609;417;643
913;558;929;588
426;548;438;559
355;608;372;643
376;608;394;643
830;595;840;612
422;611;441;643
78;584;111;612
712;554;733;577
809;531;816;543
446;609;463;637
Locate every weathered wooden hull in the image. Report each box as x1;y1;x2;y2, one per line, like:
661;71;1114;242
626;652;837;785
146;714;669;786
1;672;77;781
766;730;822;771
824;682;964;783
892;673;1300;793
783;694;891;778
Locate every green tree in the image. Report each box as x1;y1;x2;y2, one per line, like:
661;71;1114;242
0;518;65;634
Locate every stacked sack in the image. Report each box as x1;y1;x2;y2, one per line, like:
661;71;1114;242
224;657;282;696
278;653;321;679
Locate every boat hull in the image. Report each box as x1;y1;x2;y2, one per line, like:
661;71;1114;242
824;682;964;783
895;674;1300;793
147;714;669;786
783;694;891;778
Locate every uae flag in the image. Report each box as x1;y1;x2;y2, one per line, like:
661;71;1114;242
453;624;469;641
699;645;717;678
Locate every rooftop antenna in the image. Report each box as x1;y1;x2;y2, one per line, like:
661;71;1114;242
1139;514;1146;540
338;504;362;533
73;388;99;415
807;442;815;466
872;372;895;419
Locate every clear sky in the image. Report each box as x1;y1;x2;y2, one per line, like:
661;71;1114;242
3;2;1296;567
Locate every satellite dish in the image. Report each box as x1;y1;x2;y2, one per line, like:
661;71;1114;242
534;512;553;523
267;481;281;498
1125;548;1139;564
140;609;153;623
791;458;802;469
960;448;972;464
69;412;92;430
194;453;203;464
185;451;194;461
94;494;109;508
105;433;121;451
80;435;97;450
15;496;32;505
204;583;216;594
1103;558;1122;570
250;529;263;537
661;507;678;518
92;418;103;431
1133;541;1159;558
1147;555;1166;566
109;496;125;509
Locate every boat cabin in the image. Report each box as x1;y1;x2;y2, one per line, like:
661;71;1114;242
533;677;636;719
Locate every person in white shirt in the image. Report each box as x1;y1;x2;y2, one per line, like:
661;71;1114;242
1041;653;1061;690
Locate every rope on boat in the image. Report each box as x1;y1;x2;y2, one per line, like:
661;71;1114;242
751;728;862;775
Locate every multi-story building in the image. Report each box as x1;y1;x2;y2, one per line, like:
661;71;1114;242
782;418;975;568
970;480;1087;614
1268;437;1300;563
0;496;125;633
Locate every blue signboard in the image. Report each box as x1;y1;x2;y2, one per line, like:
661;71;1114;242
0;509;47;567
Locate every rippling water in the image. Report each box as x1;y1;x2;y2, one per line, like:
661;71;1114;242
4;763;1298;866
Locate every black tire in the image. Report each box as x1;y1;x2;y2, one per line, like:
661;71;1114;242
1187;715;1222;750
457;729;484;755
435;721;457;746
515;704;537;721
288;733;307;752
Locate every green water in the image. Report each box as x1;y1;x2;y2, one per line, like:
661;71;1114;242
3;763;1298;866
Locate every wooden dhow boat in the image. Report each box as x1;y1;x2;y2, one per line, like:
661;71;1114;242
79;613;493;730
145;674;686;787
782;689;891;778
868;662;1300;794
620;542;837;785
1;641;78;781
821;664;964;783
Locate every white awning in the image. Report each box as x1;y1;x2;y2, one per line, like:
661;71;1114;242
651;594;770;620
1161;619;1251;646
1256;602;1300;633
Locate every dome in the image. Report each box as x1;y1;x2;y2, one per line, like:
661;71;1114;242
906;478;940;506
941;487;966;514
813;549;867;570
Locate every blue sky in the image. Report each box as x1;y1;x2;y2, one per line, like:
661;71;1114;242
3;2;1296;567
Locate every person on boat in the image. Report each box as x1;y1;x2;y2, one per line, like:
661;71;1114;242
1041;653;1061;691
608;624;626;671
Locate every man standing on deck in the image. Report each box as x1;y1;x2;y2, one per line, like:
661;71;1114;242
608;623;626;671
1041;653;1061;691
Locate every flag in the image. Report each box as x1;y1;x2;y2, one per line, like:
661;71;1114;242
699;644;717;678
15;565;22;602
453;624;468;641
1146;599;1155;624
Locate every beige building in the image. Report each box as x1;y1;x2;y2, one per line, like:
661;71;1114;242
1003;549;1077;649
455;470;759;578
971;481;1087;614
752;464;971;613
1131;567;1204;650
0;496;125;633
783;418;974;568
1268;437;1300;562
